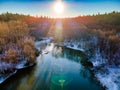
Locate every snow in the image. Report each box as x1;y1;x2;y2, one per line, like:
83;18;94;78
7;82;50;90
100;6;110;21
0;37;52;84
16;60;27;69
0;70;17;84
64;40;85;52
0;60;35;84
90;49;106;67
95;67;120;90
1;36;120;90
0;62;15;73
64;39;120;90
36;38;85;52
90;49;120;90
65;45;84;52
35;37;53;50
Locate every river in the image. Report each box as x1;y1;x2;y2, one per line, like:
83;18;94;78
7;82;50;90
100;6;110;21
0;43;104;90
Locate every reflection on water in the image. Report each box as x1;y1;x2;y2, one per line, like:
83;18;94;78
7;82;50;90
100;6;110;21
0;43;104;90
52;46;63;58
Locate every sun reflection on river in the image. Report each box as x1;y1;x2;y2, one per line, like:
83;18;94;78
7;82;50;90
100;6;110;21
52;46;63;58
54;20;63;42
0;43;104;90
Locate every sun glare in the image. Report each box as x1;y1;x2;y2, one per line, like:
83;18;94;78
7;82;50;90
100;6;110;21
54;2;64;14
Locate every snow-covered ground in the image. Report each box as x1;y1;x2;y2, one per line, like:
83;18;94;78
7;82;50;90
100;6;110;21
0;37;52;84
0;47;39;83
65;45;84;52
64;40;120;90
0;43;36;84
0;62;16;84
64;40;85;52
1;37;120;90
0;62;15;73
0;60;35;84
16;60;27;69
95;67;120;90
0;70;17;84
35;37;53;50
89;48;120;90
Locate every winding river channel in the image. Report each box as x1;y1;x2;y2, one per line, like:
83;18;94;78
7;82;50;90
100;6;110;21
0;43;104;90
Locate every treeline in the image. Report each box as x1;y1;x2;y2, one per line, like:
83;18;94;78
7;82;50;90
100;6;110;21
0;12;53;39
51;11;120;66
74;11;120;66
76;11;120;30
0;12;27;22
0;11;120;66
0;13;39;66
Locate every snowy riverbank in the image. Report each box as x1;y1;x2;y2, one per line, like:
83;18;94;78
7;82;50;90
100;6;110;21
0;61;35;84
63;40;120;90
94;66;120;90
1;37;120;90
89;48;120;90
64;41;85;52
0;37;53;84
55;40;85;52
35;37;53;50
0;37;52;84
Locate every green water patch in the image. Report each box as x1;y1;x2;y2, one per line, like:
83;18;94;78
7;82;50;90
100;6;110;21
50;75;72;90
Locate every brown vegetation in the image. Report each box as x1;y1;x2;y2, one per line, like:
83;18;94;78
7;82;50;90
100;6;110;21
0;11;120;66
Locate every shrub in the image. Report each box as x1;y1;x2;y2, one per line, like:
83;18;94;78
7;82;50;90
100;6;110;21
5;48;18;64
23;43;35;63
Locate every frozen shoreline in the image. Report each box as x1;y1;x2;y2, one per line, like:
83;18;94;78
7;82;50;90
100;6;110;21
0;62;35;84
65;45;84;52
64;41;85;52
64;41;120;90
0;70;17;84
1;38;120;90
55;41;85;52
94;67;120;90
0;37;52;84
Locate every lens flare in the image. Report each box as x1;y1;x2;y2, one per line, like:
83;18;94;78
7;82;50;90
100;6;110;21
54;2;64;14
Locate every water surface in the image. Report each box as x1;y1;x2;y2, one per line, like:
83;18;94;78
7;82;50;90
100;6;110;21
0;43;104;90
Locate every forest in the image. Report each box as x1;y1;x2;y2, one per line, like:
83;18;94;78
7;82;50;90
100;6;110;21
0;11;120;74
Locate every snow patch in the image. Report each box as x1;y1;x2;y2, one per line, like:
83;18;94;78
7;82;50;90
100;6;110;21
66;45;84;52
0;62;15;72
0;70;17;84
64;40;85;52
95;67;120;90
16;60;27;69
35;37;53;50
0;60;35;84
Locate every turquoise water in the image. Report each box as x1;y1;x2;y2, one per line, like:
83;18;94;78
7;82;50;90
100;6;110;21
0;44;104;90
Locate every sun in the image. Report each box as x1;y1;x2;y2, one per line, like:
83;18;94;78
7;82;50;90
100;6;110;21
54;2;64;14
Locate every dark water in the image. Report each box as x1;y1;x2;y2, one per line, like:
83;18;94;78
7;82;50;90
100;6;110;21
0;43;104;90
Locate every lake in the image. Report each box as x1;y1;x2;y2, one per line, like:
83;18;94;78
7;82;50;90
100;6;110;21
0;43;104;90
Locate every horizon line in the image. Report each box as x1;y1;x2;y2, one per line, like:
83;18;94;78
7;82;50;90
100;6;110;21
0;10;119;18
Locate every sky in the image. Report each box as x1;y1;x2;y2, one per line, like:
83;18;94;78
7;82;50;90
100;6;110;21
0;0;120;17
